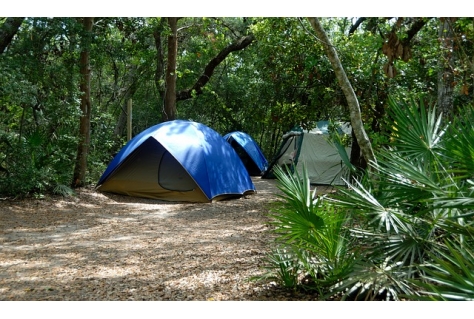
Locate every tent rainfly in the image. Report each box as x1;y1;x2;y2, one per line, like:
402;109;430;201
223;131;269;176
97;120;256;202
262;121;352;185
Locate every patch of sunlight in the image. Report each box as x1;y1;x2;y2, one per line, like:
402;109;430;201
170;270;229;289
0;259;25;267
94;265;137;278
104;235;134;242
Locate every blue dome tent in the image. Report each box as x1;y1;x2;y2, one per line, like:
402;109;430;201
223;131;268;176
97;120;256;202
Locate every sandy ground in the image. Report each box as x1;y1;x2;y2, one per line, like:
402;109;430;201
0;177;336;301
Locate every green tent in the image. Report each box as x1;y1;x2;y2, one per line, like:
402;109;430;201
262;121;352;185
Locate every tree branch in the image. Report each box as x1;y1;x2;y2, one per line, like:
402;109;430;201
348;17;367;36
0;17;24;54
176;34;255;101
403;17;432;45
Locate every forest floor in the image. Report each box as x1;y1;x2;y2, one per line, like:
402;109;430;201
0;177;337;301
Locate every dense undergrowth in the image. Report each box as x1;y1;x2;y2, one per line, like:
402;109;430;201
254;96;474;301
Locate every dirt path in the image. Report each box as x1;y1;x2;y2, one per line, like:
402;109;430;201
0;177;335;301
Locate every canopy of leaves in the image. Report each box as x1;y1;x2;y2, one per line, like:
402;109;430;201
1;17;474;196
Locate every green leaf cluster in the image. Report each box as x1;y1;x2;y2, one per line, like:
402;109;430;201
261;94;474;300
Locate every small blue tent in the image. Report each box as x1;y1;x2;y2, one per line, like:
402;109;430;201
223;131;268;176
97;120;256;202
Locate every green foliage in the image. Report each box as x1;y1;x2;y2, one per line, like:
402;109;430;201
261;94;474;300
1;16;474;199
408;236;474;301
2;17;474;299
0;18;85;197
255;164;356;296
0;127;78;197
254;246;301;290
335;257;416;301
53;184;76;197
329;95;474;300
443;106;474;179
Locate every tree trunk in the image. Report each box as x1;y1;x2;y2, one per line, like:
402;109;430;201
307;17;376;174
437;18;456;121
72;17;94;188
160;19;254;120
0;17;24;53
153;18;166;110
113;64;140;136
162;17;178;121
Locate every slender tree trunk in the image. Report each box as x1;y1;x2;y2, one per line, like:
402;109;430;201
153;18;166;110
162;17;178;121
437;18;456;121
307;17;376;174
113;64;140;136
72;17;94;188
0;17;24;53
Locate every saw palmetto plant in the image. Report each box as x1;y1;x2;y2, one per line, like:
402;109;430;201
262;95;474;300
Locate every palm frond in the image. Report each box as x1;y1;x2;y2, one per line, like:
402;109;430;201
410;239;474;301
329;178;408;234
443;106;474;178
251;247;301;289
331;257;417;301
388;96;446;162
